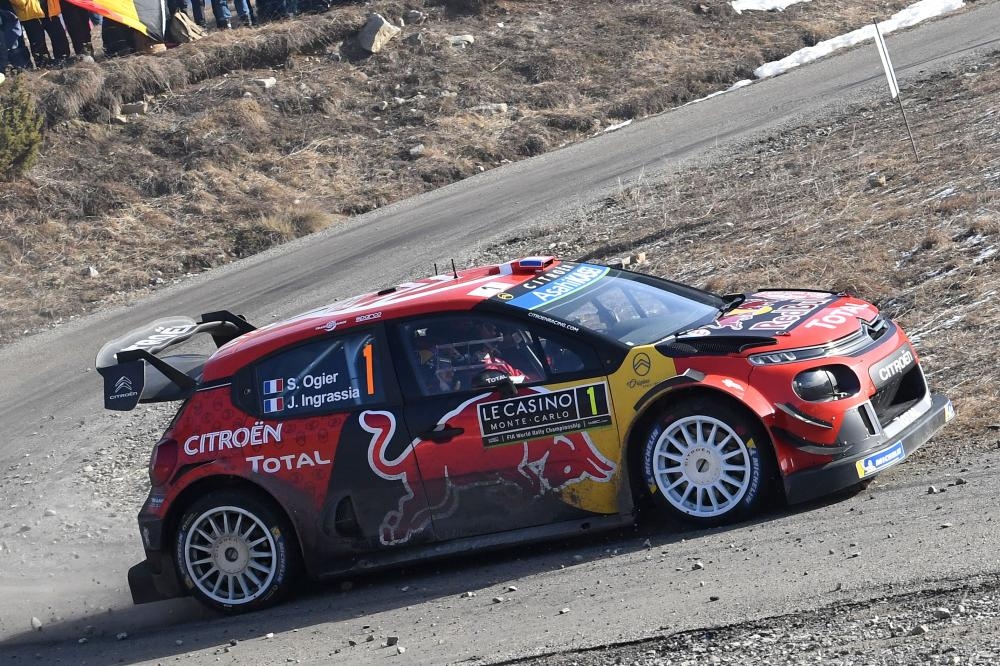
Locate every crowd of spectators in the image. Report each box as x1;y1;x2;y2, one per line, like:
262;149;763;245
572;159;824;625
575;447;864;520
0;0;327;72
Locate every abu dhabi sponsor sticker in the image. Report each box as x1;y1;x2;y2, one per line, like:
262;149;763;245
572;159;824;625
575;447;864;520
477;382;612;446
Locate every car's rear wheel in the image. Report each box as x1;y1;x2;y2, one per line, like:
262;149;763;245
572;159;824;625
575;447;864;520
174;490;299;612
641;397;776;526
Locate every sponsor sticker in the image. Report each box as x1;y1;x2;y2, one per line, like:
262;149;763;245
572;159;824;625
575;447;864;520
101;360;144;411
944;400;956;422
856;440;905;479
501;263;610;311
467;282;513;298
632;352;651;377
692;291;840;335
183;422;283;456
316;319;347;332
246;450;331;474
526;310;580;332
869;345;915;387
121;323;199;352
477;382;612;446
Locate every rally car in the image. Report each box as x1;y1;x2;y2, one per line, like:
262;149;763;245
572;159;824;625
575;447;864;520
96;257;953;612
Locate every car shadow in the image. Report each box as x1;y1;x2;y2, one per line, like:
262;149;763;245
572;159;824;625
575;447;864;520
0;490;868;663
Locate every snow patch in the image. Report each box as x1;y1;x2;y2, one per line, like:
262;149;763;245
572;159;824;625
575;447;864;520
922;186;957;203
974;247;997;264
603;119;633;133
754;0;965;79
732;0;811;14
684;79;752;106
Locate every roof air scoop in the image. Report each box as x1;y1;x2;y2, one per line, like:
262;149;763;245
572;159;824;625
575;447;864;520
501;256;556;274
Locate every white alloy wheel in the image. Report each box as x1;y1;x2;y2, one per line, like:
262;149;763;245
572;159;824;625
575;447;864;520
650;415;752;518
182;505;278;606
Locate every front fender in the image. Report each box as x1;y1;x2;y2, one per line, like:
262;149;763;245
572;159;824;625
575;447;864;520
620;370;778;483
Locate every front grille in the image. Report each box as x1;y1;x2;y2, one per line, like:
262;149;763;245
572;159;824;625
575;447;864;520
871;365;927;426
824;315;892;357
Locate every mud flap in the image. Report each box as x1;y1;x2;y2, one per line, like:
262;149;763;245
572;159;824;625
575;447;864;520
128;559;183;605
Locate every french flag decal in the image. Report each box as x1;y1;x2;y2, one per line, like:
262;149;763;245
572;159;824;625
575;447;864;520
263;397;284;413
262;378;284;394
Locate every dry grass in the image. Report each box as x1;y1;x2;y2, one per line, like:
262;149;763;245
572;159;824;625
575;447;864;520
471;53;1000;442
0;0;979;343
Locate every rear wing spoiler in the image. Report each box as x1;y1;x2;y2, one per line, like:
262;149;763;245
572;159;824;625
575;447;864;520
95;311;255;411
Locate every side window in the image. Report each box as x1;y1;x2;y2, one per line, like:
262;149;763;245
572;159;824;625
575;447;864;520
399;315;548;397
252;331;384;417
397;315;602;397
536;331;601;377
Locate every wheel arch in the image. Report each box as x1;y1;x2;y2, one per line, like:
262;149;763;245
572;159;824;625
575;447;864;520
163;474;308;576
622;381;780;505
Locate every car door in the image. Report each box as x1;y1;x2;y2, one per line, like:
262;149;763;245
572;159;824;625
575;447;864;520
235;324;437;562
389;313;624;542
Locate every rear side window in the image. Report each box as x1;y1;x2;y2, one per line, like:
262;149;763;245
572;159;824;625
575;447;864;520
252;331;385;418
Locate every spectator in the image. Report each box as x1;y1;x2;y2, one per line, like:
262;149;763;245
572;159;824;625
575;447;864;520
256;0;293;24
10;0;69;66
168;0;206;28
0;0;32;70
101;17;134;57
60;0;93;56
211;0;253;29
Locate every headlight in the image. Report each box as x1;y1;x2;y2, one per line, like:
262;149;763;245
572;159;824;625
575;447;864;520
748;348;826;366
792;365;860;402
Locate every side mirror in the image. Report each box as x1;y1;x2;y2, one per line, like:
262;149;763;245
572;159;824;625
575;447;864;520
472;369;517;398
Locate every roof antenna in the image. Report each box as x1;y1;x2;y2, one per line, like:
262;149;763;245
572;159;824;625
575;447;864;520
451;259;458;279
434;263;438;276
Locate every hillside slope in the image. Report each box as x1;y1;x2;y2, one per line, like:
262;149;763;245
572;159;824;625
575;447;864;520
0;0;974;342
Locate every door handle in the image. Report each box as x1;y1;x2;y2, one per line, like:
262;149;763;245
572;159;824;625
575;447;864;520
418;425;464;444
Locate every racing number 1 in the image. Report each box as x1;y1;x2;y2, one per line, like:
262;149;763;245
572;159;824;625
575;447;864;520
586;385;598;415
362;342;375;395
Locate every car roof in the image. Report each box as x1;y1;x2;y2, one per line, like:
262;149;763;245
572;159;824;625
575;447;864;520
203;257;566;380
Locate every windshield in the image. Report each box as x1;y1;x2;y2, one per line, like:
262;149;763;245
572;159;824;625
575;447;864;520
504;263;724;345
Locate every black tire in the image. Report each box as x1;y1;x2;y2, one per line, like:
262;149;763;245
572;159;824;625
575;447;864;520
639;396;777;526
174;489;300;613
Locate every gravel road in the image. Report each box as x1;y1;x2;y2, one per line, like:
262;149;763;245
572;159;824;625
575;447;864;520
1;4;999;665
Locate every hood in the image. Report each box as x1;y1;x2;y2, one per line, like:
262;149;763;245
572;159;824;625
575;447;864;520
661;290;882;355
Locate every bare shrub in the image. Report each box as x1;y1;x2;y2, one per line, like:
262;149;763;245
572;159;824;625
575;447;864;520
427;0;495;16
0;76;44;180
519;133;547;156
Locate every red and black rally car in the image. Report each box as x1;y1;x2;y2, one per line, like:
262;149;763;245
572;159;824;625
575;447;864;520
96;257;953;612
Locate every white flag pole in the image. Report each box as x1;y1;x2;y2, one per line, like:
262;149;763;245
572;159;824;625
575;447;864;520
873;19;919;162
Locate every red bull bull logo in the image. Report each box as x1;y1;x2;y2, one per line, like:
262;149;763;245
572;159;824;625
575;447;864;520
715;298;774;331
361;397;617;546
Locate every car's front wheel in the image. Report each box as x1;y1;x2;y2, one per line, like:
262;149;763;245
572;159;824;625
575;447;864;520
641;397;776;526
174;490;299;612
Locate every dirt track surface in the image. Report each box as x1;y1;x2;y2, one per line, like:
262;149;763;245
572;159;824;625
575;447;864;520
2;4;1000;665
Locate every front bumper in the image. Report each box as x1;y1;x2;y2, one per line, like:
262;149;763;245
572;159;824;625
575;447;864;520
783;392;953;504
